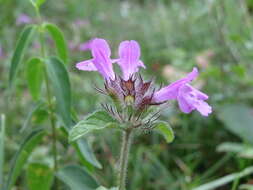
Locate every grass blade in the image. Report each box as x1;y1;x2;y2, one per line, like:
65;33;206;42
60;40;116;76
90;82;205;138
193;167;253;190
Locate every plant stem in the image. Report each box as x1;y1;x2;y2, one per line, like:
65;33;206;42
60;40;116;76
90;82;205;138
0;114;5;188
118;129;133;190
39;27;59;189
44;69;58;172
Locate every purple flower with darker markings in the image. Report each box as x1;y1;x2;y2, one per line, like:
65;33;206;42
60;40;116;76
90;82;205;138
76;38;116;80
16;14;32;25
75;38;211;118
153;67;212;116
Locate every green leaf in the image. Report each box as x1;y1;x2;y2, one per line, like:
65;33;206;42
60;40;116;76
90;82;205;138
60;127;102;169
217;142;249;154
26;163;54;190
26;58;44;101
9;25;35;87
45;57;72;128
217;104;253;144
44;23;68;64
20;101;45;133
56;165;99;190
69;110;119;142
4;129;45;190
193;166;253;190
76;139;102;169
217;142;253;159
0;115;6;188
153;121;174;143
30;0;46;9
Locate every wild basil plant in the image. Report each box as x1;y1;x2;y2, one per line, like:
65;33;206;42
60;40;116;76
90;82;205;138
69;38;212;190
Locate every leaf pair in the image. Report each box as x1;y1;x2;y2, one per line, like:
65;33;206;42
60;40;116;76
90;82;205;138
69;110;174;144
9;23;68;90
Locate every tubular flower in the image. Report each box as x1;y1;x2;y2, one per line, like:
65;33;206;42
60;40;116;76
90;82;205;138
76;38;212;118
153;67;212;116
76;38;115;80
116;40;145;80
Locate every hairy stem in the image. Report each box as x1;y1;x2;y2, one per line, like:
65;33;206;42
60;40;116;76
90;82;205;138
118;129;133;190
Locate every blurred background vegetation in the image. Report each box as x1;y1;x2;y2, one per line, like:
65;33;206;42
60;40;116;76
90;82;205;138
1;0;253;189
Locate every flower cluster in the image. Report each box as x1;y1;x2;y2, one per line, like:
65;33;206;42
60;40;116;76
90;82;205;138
76;38;212;122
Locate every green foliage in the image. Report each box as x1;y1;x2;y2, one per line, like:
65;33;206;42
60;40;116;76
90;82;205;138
193;167;253;190
76;139;102;169
96;186;119;190
239;184;253;190
44;23;68;64
26;163;54;190
217;104;253;144
25;57;44;101
30;0;46;9
9;25;35;87
153;121;174;143
45;57;72;128
69;110;119;142
20;101;45;133
56;165;99;190
217;142;253;159
4;129;45;190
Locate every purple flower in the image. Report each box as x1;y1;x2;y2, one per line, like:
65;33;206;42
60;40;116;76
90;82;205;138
75;38;211;117
153;67;212;116
16;14;32;25
76;38;115;80
76;39;146;80
116;40;145;80
154;68;198;101
177;84;212;116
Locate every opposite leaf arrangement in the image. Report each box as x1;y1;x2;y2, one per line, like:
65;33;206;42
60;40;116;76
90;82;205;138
70;38;212;190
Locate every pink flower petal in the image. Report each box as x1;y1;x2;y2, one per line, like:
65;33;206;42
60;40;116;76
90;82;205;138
195;101;212;117
75;38;115;80
117;40;145;80
76;60;97;71
177;84;212;116
177;95;194;113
